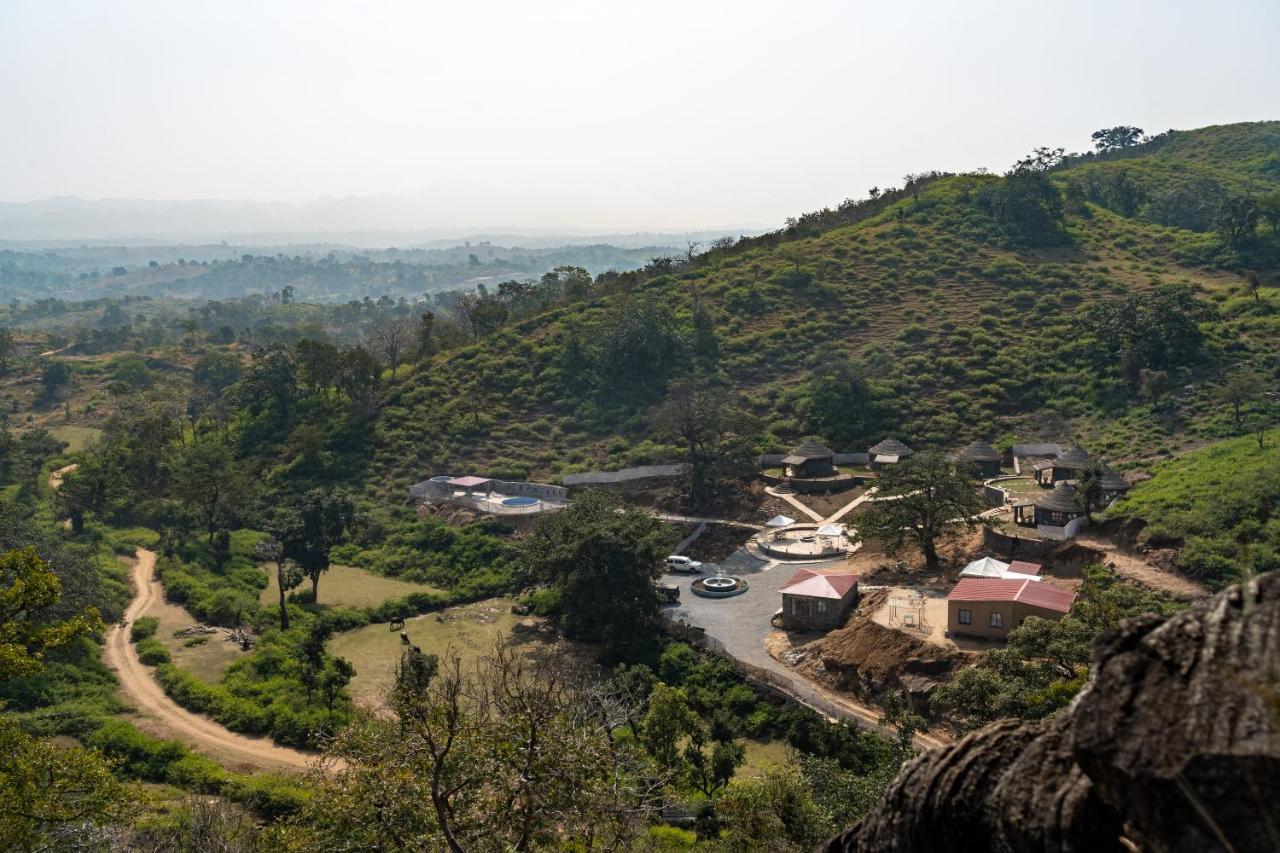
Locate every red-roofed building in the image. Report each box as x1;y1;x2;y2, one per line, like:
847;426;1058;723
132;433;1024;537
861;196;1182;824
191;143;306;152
1006;560;1043;576
946;577;1076;640
779;568;860;631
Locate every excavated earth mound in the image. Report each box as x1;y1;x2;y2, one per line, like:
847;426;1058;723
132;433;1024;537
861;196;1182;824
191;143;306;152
795;591;963;711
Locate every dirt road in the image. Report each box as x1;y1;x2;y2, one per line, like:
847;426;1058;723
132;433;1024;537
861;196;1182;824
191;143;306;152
1075;534;1209;600
48;462;78;491
103;548;320;773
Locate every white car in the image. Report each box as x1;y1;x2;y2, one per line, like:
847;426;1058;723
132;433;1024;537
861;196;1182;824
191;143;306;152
665;555;703;573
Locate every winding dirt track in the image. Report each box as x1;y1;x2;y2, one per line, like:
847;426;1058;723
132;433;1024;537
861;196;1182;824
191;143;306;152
103;548;320;772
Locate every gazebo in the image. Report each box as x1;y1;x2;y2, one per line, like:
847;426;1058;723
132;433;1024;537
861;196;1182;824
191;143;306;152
958;440;1003;478
1098;465;1132;504
447;476;493;497
782;440;835;478
868;438;914;470
1033;481;1086;529
1036;445;1090;485
816;523;847;551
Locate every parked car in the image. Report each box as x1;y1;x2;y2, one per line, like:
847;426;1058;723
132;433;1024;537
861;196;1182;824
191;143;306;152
665;555;703;573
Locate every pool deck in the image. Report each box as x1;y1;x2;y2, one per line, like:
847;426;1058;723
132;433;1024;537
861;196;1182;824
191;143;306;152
457;491;568;515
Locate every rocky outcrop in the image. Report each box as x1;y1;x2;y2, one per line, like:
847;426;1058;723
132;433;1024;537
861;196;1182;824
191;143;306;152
822;572;1280;852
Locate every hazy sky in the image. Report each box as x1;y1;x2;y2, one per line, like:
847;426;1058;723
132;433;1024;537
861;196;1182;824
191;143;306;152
3;0;1277;230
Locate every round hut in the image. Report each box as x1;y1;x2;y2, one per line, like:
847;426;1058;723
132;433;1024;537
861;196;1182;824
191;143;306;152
1047;445;1091;483
1097;465;1132;505
1033;481;1087;533
868;438;914;471
782;440;835;479
958;440;1003;478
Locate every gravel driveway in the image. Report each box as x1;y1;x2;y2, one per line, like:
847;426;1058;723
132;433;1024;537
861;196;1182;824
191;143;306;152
662;548;845;670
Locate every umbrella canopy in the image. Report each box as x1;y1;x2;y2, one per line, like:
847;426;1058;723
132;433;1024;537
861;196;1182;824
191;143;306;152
816;523;845;536
764;514;796;528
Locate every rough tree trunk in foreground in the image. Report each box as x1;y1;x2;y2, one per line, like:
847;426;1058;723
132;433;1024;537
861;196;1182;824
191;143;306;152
822;573;1280;852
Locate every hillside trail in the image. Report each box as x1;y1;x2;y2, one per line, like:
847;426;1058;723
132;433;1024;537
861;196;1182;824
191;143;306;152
1073;533;1209;600
48;462;78;490
103;548;323;773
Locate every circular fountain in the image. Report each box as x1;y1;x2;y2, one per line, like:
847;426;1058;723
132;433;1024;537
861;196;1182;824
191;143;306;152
691;570;748;598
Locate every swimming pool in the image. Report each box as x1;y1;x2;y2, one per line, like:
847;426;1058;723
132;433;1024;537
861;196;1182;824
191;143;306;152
500;496;540;507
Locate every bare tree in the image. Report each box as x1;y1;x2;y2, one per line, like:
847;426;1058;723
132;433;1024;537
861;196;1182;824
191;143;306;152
296;644;667;851
367;318;414;380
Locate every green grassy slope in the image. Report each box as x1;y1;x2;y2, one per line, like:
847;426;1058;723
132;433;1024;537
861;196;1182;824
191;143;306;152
369;122;1280;495
1106;428;1280;588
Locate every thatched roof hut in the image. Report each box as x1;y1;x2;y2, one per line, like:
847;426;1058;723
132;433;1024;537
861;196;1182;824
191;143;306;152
959;440;1003;477
782;439;835;478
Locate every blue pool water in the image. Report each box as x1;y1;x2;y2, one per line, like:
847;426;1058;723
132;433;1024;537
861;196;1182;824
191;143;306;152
501;496;540;507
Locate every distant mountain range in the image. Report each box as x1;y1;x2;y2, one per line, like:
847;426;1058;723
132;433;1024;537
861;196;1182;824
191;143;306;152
0;194;764;247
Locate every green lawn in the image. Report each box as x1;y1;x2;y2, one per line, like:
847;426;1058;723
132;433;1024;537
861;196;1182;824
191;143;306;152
997;477;1046;497
261;563;443;610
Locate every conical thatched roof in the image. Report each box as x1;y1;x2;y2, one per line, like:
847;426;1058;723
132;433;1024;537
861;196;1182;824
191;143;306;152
1036;481;1083;513
869;438;913;456
1055;445;1091;470
790;439;834;459
1098;465;1131;491
959;440;1002;462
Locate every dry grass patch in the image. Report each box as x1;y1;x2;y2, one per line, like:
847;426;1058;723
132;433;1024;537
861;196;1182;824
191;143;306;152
330;598;591;708
260;563;443;611
144;594;247;684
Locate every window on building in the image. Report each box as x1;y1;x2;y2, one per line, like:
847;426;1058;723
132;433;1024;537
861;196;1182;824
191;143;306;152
990;612;1004;628
817;601;828;614
958;608;972;625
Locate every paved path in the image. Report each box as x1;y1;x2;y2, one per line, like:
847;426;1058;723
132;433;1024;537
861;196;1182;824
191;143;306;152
763;486;825;522
823;487;879;524
664;552;946;750
650;511;763;530
104;548;322;773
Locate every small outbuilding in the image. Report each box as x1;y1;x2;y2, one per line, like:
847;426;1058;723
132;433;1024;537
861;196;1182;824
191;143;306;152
958;440;1003;478
447;476;493;496
946;577;1076;640
959;556;1044;582
782;440;836;479
779;569;860;631
868;438;914;470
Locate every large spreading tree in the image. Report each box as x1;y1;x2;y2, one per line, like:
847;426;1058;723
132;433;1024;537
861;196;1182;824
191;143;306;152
522;490;670;661
268;488;355;604
655;373;758;510
856;451;988;573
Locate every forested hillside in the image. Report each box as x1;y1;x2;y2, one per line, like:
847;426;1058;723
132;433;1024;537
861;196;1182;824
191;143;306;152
0;121;1276;849
371;122;1279;493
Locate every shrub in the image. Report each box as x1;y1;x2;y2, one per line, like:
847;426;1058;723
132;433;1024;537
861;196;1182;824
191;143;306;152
135;638;171;666
130;616;159;641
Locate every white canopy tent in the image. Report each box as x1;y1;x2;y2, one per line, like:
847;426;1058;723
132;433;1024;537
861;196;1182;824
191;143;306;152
764;514;795;541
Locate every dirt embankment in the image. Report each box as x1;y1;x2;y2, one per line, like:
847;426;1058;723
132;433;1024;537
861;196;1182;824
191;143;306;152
786;590;964;714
